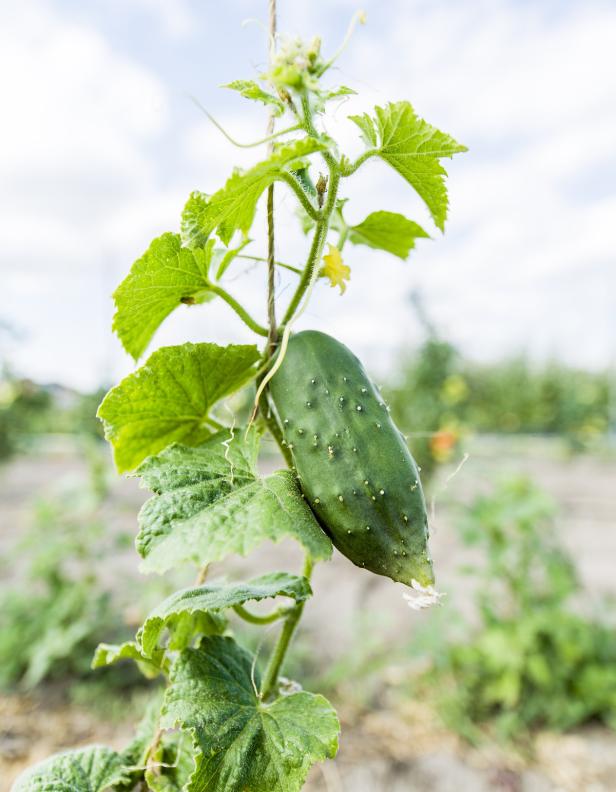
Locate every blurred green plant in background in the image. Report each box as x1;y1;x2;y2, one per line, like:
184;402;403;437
0;370;52;461
430;478;616;743
386;333;611;488
0;365;106;463
293;476;616;746
2;325;610;484
0;451;151;694
1;331;613;746
386;337;464;485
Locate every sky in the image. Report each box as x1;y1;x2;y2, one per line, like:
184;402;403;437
1;0;615;390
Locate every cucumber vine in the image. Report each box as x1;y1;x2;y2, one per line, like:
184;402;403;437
14;12;466;792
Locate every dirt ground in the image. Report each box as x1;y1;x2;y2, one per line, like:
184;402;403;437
1;435;615;791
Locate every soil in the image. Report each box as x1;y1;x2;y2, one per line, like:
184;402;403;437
3;688;616;791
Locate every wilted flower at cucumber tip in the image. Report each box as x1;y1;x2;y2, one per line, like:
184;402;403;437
403;579;446;610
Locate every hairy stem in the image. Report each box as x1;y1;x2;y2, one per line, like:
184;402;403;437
206;283;269;336
278;172;320;219
340;148;377;176
280;166;340;327
266;190;277;354
278;94;341;327
260;556;313;700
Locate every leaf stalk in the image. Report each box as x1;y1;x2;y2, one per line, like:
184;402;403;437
206;283;269;336
233;603;288;625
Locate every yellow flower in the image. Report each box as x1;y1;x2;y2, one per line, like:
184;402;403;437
441;374;469;405
322;245;350;294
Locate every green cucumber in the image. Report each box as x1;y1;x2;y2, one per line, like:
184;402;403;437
269;330;434;587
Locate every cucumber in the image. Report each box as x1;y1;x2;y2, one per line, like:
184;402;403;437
269;330;434;587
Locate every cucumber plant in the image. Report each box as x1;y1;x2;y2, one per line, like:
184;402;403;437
14;15;465;791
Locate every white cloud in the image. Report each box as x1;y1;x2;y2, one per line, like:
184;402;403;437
2;0;614;389
0;0;173;387
302;0;616;369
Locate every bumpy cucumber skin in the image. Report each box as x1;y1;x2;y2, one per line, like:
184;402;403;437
269;330;434;587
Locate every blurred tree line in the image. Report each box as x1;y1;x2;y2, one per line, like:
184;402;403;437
1;319;611;479
384;296;611;484
0;365;105;461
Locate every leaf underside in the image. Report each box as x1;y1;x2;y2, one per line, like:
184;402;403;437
138;572;312;656
91;640;164;678
136;428;332;573
349;210;429;260
193;138;325;246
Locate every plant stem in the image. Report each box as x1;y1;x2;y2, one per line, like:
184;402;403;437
206;283;268;336
233;603;287;625
144;728;163;779
340;149;377;176
337;222;349;251
203;415;225;431
260;556;313;700
278;93;342;328
195;564;210;585
280;166;339;327
252;0;295;470
278;172;320;219
266;196;277;355
300;94;339;171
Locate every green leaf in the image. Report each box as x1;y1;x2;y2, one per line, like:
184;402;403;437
162;636;340;792
138;572;312;657
145;731;195;792
349;210;429;260
196;138;325;245
350;101;467;231
224;80;286;116
112;233;215;360
136;428;332;574
290;166;317;198
97;342;260;473
322;85;357;101
139;599;227;658
91;640;164;679
348;112;377;147
12;745;130;792
181;191;210;249
214;237;251;280
120;692;164;767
